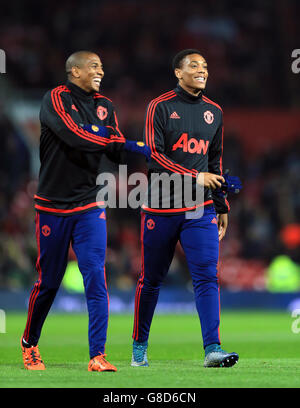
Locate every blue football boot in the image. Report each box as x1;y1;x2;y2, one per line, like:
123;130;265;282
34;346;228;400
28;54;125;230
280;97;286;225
131;340;149;367
204;344;239;368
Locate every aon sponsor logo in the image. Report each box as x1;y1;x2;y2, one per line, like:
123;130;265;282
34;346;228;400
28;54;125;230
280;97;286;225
172;133;209;154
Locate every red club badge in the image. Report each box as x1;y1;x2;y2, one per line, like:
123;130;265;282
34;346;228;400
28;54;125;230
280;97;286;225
97;105;108;120
147;219;155;230
41;225;51;237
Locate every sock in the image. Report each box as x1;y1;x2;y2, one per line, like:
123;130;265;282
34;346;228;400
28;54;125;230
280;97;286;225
133;339;148;346
22;337;37;348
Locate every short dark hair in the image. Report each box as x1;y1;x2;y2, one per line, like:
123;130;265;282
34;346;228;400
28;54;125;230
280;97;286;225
65;50;98;77
172;49;202;70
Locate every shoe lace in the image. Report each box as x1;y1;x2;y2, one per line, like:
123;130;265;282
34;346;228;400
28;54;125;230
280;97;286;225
214;345;228;354
133;344;147;362
26;347;42;365
95;353;108;363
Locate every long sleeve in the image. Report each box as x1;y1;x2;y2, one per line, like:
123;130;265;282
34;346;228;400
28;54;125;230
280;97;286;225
208;118;230;214
40;87;125;153
144;101;198;178
105;108;127;164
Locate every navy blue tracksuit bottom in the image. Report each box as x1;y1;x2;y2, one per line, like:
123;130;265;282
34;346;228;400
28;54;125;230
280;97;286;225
23;208;108;358
133;206;221;348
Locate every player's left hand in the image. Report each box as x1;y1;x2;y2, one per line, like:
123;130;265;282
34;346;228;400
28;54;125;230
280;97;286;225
214;169;242;198
124;140;151;161
217;213;228;241
221;169;242;194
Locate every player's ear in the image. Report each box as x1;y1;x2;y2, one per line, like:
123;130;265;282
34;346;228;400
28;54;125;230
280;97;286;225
71;66;81;78
174;68;182;80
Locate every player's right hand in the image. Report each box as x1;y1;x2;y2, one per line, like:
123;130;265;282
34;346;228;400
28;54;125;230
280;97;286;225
80;123;109;138
196;172;225;189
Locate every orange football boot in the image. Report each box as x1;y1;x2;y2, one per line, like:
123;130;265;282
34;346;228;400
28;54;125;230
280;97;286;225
21;338;46;370
88;354;117;372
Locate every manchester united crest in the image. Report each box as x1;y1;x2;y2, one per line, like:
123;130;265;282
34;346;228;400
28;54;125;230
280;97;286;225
41;225;51;237
204;110;214;124
146;219;155;230
97;105;108;120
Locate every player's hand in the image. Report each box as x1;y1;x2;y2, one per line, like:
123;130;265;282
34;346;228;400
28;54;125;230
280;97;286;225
124;140;151;161
80;124;109;138
221;169;242;193
217;213;228;241
196;172;225;190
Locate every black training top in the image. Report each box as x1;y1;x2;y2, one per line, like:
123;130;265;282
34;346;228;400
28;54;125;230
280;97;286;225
141;85;230;215
35;80;126;216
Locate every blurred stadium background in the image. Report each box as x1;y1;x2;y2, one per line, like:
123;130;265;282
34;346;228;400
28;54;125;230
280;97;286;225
1;0;300;314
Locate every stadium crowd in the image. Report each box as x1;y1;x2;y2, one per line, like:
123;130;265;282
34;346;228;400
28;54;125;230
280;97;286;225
0;0;300;291
1;0;300;108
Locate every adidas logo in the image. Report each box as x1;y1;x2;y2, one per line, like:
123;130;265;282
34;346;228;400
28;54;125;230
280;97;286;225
170;111;180;119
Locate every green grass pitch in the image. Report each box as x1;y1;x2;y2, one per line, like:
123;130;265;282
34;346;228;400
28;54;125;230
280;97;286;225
0;311;300;388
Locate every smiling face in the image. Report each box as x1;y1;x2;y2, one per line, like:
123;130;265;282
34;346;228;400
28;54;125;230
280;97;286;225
69;53;104;93
175;53;208;95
